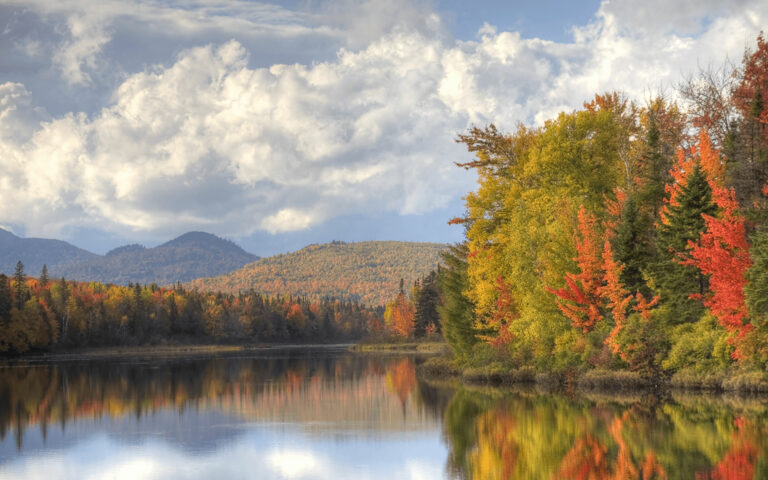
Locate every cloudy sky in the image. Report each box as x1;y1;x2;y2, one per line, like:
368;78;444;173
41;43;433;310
0;0;765;255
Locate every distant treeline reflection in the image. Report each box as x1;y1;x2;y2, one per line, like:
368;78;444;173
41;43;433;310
0;353;446;450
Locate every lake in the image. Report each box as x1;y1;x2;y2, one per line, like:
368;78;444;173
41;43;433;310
1;346;767;479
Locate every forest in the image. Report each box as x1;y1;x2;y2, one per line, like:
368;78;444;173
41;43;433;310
429;33;768;385
0;262;379;354
187;240;445;306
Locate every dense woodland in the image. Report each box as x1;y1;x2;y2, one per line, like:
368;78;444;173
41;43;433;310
0;262;378;354
188;240;445;306
431;33;768;382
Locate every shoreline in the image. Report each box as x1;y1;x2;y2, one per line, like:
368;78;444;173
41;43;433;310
349;341;448;354
415;354;768;395
8;340;768;395
2;342;355;363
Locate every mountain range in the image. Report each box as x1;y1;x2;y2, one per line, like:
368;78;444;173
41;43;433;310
0;228;99;276
0;229;258;285
1;230;446;305
186;240;446;306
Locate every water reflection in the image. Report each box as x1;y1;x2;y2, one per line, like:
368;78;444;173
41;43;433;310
445;388;768;479
2;349;768;479
0;348;452;479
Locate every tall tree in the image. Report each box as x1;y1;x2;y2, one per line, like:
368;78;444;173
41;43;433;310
438;244;478;359
390;290;414;338
39;265;49;288
414;270;440;337
652;162;717;324
12;261;28;310
0;274;10;322
613;195;652;295
547;206;604;333
686;188;752;348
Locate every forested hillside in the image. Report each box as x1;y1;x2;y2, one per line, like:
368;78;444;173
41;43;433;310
186;241;446;306
54;232;258;285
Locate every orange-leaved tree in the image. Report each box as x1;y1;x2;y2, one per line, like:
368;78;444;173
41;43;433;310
547;206;604;332
477;275;517;347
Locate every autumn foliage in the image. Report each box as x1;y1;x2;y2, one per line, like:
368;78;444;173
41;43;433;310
547;206;604;333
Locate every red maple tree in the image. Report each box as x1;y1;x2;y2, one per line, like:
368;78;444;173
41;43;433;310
547;206;604;332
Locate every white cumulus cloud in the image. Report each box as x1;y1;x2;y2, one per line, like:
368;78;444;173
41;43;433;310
0;0;766;240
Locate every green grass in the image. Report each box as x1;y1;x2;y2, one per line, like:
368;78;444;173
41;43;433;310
351;341;448;354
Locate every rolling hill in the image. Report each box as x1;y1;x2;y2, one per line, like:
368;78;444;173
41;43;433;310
185;240;447;306
0;228;98;275
54;232;259;285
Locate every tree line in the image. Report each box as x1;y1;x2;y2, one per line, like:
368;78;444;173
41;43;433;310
0;261;380;355
375;271;443;339
437;33;768;379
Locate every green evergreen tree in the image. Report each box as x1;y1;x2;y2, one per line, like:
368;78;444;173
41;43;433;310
414;270;440;337
651;164;717;324
39;265;49;287
437;244;477;359
613;196;652;295
638;114;670;214
13;261;29;310
746;226;768;322
0;274;11;322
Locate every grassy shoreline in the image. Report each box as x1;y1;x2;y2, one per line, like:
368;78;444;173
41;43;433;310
349;341;448;354
415;354;768;394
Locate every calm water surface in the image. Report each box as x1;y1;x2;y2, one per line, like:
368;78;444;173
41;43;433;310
1;346;767;479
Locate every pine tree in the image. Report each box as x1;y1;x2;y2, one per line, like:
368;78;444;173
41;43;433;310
0;274;11;322
414;270;440;337
39;265;49;287
437;244;477;359
638;114;670;215
13;261;29;310
746;226;768;323
651;164;717;323
613;196;652;295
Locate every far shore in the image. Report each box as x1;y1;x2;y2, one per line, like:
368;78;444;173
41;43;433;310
2;342;355;362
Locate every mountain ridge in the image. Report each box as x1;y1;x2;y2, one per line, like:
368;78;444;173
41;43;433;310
0;228;258;285
0;228;99;275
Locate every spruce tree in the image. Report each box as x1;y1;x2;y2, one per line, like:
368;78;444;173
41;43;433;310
651;164;717;324
39;264;49;287
437;244;477;359
414;271;440;337
746;226;768;322
638;114;670;215
613;196;652;295
0;274;11;322
13;261;29;310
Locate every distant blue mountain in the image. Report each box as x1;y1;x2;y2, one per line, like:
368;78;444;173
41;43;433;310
0;228;98;276
0;228;259;285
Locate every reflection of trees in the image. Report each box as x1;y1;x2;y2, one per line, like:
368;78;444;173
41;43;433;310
557;412;667;479
0;353;453;449
442;388;767;479
443;390;483;477
470;410;518;480
385;358;417;407
703;417;759;480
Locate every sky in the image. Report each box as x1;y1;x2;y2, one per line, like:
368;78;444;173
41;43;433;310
0;0;766;256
